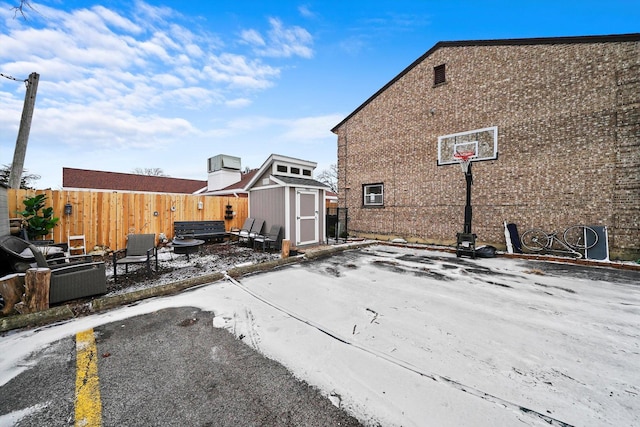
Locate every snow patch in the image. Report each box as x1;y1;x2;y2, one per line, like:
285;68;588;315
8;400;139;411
0;403;48;427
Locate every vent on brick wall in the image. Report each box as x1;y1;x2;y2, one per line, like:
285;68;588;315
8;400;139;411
434;64;446;85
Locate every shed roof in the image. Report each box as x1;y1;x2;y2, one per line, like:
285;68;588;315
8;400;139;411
245;154;320;190
331;33;640;133
271;175;329;189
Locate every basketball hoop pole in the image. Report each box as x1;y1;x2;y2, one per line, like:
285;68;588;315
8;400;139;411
453;152;474;235
454;152;477;258
463;162;473;234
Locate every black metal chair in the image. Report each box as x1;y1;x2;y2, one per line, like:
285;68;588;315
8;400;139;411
228;218;255;242
238;219;264;247
253;225;282;251
112;234;158;281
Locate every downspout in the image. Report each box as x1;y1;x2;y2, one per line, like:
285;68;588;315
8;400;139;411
343;124;348;211
344;125;349;239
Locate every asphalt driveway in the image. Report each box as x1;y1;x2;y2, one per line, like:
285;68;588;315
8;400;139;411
1;244;638;426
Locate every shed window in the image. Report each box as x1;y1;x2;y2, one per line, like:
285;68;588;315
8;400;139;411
363;184;384;206
290;167;300;175
276;165;288;173
302;169;312;177
434;64;446;85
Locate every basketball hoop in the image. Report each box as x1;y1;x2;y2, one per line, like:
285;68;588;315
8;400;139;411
453;151;475;174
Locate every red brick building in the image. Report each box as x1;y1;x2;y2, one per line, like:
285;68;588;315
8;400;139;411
332;34;639;260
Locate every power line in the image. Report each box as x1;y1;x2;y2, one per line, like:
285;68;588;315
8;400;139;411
1;72;28;83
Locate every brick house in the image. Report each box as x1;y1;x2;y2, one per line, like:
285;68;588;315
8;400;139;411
331;33;639;260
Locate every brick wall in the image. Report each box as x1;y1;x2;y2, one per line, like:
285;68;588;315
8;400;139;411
335;38;640;260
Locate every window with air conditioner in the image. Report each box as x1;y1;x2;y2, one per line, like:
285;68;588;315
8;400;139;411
363;183;384;207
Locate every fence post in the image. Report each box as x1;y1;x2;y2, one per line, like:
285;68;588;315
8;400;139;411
281;239;290;258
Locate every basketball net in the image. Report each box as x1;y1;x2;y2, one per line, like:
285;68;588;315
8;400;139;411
453;151;475;174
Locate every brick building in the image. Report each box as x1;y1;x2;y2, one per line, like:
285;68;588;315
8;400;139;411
331;33;639;260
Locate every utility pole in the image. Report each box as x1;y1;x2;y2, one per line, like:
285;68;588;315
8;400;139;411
8;72;39;189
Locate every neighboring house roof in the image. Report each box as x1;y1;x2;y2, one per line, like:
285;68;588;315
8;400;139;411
331;33;640;132
62;167;207;194
203;169;258;197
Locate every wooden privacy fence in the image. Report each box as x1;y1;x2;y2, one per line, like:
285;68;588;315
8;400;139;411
6;189;248;251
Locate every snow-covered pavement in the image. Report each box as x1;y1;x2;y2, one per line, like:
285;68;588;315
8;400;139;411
1;244;638;426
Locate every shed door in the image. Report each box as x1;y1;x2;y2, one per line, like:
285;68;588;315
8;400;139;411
296;190;318;246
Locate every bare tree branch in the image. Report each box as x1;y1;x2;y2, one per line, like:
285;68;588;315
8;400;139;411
316;164;338;193
11;0;35;19
131;168;169;177
1;164;40;189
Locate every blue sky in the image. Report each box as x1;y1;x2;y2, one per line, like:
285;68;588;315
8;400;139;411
1;0;638;189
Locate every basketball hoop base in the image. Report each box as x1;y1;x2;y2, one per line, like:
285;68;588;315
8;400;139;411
456;232;477;259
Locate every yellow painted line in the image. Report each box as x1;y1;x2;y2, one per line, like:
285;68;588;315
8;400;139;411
75;329;102;427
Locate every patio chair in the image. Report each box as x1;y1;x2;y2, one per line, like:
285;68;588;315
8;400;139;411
0;235;106;304
0;235;89;274
112;234;158;281
238;219;264;246
228;218;255;242
253;225;282;251
0;235;39;275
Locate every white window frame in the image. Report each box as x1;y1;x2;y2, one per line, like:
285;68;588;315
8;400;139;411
363;184;384;206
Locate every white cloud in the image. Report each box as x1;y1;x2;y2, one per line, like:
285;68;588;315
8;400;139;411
265;17;313;58
185;43;204;58
241;17;313;58
0;1;296;111
298;5;316;19
221;113;344;144
31;104;196;149
240;29;265;46
133;0;175;23
151;73;186;88
92;5;143;34
0;1;322;188
203;53;279;89
281;114;344;142
226;98;252;108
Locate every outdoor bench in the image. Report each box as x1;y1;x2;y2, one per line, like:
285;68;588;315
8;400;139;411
173;220;228;242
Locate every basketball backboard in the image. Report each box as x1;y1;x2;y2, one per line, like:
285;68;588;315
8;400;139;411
437;126;498;166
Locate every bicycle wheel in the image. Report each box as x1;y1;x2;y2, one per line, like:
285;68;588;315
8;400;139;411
521;229;550;252
563;225;598;250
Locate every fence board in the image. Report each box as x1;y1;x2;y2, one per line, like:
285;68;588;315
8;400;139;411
6;190;248;251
